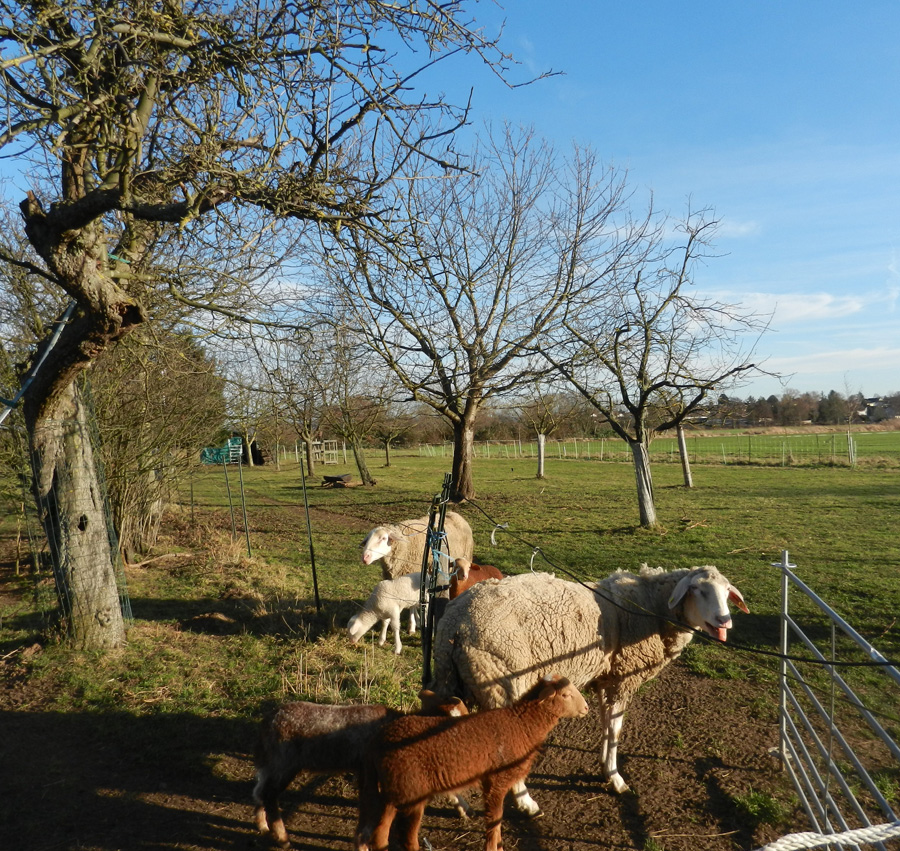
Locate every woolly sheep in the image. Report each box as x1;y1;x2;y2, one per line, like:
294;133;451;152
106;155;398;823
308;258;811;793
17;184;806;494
254;690;468;847
355;674;589;851
428;565;748;812
448;558;504;599
348;572;421;654
360;511;474;580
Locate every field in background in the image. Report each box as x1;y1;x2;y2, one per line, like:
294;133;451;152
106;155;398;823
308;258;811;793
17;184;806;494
177;450;900;660
410;425;900;467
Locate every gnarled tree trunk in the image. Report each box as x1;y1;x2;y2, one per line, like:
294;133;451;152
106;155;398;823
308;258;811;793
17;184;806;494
450;421;476;501
30;381;127;649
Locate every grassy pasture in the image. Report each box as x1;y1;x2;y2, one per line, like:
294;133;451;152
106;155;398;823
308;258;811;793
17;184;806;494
2;451;898;712
417;425;900;467
1;449;898;848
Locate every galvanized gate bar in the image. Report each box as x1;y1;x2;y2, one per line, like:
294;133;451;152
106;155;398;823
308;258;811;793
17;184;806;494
777;550;899;851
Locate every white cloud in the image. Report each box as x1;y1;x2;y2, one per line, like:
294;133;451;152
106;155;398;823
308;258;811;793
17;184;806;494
766;346;900;373
717;218;760;239
708;291;867;323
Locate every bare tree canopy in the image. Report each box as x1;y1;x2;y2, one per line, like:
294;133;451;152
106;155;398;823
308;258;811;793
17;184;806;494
0;0;524;648
544;210;770;526
329;125;637;500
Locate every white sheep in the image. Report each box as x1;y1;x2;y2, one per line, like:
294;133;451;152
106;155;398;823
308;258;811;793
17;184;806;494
428;564;749;813
347;572;421;654
355;674;589;851
360;511;474;580
253;690;468;847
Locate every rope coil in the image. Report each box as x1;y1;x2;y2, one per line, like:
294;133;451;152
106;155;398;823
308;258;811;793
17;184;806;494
752;820;900;850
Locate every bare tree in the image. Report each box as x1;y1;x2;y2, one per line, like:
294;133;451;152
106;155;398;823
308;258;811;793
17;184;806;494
317;324;388;486
545;211;768;528
89;327;226;560
0;0;519;647
516;381;580;478
332;127;637;501
371;402;417;467
266;342;325;479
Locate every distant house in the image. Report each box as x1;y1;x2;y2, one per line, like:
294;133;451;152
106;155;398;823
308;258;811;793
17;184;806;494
861;397;897;422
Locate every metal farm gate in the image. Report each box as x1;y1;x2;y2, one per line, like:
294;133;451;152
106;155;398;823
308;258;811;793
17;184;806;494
754;552;900;851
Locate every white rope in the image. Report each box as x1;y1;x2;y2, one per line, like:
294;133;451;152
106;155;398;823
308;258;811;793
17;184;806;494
753;820;900;851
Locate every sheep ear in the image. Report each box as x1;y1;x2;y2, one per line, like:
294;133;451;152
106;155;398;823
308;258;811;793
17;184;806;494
446;697;467;716
386;530;401;545
537;673;564;701
729;585;750;614
537;682;557;701
668;573;694;608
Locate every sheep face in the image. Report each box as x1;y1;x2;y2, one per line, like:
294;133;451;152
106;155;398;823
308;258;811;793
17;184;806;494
347;611;379;644
360;527;394;565
538;675;590;718
668;566;749;642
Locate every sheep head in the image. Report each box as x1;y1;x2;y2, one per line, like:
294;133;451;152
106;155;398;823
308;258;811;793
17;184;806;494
347;610;379;643
532;674;590;718
668;565;749;642
418;689;469;717
360;526;395;565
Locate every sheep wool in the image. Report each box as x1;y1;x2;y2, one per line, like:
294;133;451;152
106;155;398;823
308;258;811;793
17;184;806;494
347;572;422;654
360;511;474;580
429;565;747;808
356;675;588;851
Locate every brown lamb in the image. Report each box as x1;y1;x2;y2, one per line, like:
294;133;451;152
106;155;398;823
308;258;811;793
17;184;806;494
254;690;467;847
355;674;589;851
448;558;504;599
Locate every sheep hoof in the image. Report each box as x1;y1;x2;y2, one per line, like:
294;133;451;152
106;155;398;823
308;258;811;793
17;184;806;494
608;774;631;794
512;792;541;817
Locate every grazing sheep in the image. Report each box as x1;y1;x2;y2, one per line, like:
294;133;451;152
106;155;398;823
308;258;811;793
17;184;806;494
360;511;474;580
429;564;748;812
348;572;421;654
448;558;504;599
355;674;589;851
254;690;468;847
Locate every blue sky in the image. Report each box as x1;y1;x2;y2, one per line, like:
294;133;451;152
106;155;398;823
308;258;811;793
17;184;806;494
440;0;900;399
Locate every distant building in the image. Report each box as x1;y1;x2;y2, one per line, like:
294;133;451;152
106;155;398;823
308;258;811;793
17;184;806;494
861;397;897;422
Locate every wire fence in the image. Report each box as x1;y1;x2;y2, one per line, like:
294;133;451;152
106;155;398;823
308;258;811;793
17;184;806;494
418;430;900;467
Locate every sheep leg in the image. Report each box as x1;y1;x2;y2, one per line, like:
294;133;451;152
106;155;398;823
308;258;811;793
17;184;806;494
399;802;425;851
252;768;292;846
391;611;403;654
378;618;390;647
509;780;540;816
355;767;381;851
448;792;471;819
603;698;630;794
408;607;417;635
369;800;397;851
481;777;508;851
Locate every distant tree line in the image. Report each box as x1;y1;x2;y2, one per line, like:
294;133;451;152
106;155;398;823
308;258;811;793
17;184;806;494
248;386;899;459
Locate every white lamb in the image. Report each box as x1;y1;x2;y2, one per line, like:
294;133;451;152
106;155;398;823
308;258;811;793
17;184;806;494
360;511;474;580
428;564;749;813
348;572;422;654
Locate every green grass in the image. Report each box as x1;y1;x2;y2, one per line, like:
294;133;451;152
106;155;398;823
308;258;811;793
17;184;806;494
3;449;899;717
730;787;789;827
430;426;900;467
